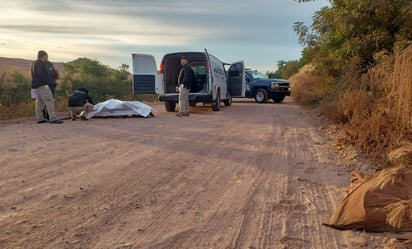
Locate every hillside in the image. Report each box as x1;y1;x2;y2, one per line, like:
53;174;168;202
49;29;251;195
0;57;64;78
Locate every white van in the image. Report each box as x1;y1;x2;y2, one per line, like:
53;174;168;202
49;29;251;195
132;49;234;112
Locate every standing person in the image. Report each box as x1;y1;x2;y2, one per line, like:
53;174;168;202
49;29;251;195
67;87;94;121
31;50;63;124
43;60;60;120
177;56;196;117
46;61;59;96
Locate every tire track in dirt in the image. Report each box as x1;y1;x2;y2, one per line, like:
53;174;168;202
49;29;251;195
0;100;388;249
88;116;243;248
228;108;288;249
132;162;225;247
232;176;262;249
134;113;262;248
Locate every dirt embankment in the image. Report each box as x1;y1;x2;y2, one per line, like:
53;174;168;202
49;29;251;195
0;57;63;78
0;100;391;248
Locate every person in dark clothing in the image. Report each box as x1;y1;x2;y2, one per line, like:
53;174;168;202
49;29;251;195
176;56;196;117
43;61;60;120
46;61;59;95
31;50;63;124
68;87;94;121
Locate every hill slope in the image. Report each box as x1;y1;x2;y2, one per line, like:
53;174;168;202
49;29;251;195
0;57;64;78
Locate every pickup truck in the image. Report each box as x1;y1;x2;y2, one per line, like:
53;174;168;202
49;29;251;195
227;61;291;103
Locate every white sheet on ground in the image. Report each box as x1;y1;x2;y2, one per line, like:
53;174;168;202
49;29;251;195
86;99;154;119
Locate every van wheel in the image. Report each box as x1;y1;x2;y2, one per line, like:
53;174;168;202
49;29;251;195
224;93;232;106
272;95;286;103
212;90;221;112
254;89;268;103
165;101;176;112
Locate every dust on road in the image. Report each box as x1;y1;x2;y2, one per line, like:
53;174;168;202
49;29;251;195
0;99;386;248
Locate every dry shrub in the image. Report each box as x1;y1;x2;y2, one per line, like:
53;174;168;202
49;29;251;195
0;101;34;120
391;46;412;132
337;45;412;164
388;142;412;166
289;65;328;105
336;90;372;124
55;97;69;113
0;98;69;120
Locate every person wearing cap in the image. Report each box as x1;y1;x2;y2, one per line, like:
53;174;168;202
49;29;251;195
177;56;196;117
31;50;63;124
67;87;94;121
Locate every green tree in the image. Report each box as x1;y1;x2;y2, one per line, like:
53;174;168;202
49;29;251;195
268;60;302;79
0;70;30;106
294;0;412;76
113;64;130;82
60;58;131;102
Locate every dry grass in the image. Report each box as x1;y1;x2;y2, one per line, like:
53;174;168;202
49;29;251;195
341;46;412;164
290;45;412;166
385;199;412;229
391;46;412;132
0;98;69;120
288;65;329;105
0;95;160;120
0;101;35;120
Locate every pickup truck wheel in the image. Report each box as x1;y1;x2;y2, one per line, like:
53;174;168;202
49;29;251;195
224;93;232;106
212;90;221;112
254;89;268;103
165;101;176;112
272;95;286;103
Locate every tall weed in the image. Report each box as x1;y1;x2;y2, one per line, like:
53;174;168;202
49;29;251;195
291;45;412;165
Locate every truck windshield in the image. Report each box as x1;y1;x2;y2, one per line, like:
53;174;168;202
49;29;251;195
251;71;267;80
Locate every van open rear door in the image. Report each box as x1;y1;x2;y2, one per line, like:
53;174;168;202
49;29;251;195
204;49;213;93
131;54;161;94
228;61;245;97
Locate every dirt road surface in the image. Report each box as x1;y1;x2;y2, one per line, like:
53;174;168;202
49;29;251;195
0;99;387;249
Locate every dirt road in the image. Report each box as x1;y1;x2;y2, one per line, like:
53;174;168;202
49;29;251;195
0;99;386;249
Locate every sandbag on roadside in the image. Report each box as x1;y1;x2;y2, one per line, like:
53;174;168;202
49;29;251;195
324;167;412;232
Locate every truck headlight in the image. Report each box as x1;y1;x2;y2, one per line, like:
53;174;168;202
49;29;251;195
271;83;279;89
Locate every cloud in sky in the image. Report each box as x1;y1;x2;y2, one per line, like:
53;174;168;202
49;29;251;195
0;0;329;71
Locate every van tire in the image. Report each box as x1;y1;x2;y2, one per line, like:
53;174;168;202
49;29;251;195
254;89;268;103
165;101;176;112
224;93;232;106
212;90;221;112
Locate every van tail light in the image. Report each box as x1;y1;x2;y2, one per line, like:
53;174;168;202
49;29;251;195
205;61;210;70
159;63;164;73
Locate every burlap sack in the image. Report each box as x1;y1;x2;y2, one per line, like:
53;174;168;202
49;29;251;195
324;167;412;232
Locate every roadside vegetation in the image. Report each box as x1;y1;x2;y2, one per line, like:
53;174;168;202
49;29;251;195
267;60;302;79
0;58;133;120
287;0;412;165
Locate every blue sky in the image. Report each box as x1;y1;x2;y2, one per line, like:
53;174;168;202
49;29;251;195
0;0;328;72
